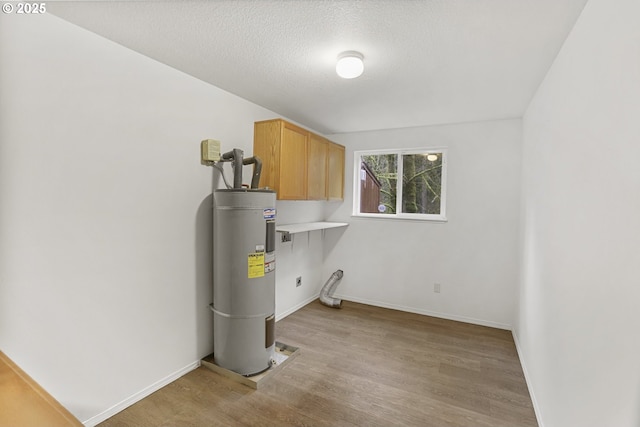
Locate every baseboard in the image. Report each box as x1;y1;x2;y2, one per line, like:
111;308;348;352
275;295;318;322
512;331;544;427
336;294;512;330
82;360;200;427
82;294;315;425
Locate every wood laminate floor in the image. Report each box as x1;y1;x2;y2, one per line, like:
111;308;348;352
99;301;538;427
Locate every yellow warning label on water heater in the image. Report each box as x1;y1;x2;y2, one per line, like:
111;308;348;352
248;252;265;278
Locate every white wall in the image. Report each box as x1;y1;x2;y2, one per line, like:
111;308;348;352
516;0;640;425
275;201;328;318
324;119;522;329
0;13;323;424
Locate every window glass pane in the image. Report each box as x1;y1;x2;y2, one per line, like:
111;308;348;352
401;153;443;214
360;154;397;214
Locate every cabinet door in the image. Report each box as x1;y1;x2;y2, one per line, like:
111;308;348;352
278;122;308;200
307;134;328;200
327;142;345;201
254;120;281;191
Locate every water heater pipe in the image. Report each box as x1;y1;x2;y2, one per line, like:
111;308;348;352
319;270;344;308
220;148;244;188
219;149;262;189
242;156;262;189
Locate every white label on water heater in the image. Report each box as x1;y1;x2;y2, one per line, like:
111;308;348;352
263;208;276;220
264;252;275;273
265;261;275;273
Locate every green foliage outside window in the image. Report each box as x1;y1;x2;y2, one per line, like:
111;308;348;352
358;150;445;219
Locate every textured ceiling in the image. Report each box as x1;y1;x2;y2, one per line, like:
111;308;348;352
49;0;588;135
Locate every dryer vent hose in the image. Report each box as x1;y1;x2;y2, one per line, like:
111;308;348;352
319;270;344;308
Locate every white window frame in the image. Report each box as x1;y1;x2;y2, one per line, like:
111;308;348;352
352;147;448;222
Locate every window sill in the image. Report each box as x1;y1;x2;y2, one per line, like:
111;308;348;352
351;213;448;222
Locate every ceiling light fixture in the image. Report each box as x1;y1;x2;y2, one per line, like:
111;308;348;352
336;51;364;79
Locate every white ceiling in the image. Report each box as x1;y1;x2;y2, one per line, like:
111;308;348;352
49;0;588;135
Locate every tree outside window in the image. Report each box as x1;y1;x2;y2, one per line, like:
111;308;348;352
355;148;447;221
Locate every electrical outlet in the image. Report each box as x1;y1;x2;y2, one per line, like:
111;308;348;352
296;276;302;287
434;283;441;293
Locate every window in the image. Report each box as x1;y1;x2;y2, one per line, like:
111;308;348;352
353;148;447;221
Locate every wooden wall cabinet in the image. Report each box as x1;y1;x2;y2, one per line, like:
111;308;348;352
327;142;345;201
254;119;345;201
307;133;328;200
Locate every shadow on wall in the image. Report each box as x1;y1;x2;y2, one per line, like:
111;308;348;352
323;199;343;219
194;193;213;359
322;225;347;263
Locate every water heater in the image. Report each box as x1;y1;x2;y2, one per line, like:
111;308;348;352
210;148;276;376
